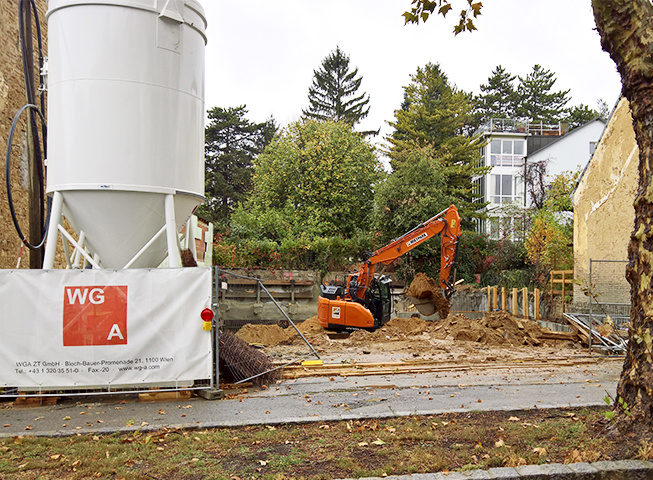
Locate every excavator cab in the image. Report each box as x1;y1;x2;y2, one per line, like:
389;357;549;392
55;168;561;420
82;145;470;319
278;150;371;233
366;276;393;328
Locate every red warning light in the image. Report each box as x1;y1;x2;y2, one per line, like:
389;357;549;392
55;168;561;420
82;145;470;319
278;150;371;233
200;307;214;322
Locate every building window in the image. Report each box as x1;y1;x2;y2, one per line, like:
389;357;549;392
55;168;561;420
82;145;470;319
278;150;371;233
489;139;525;167
492;174;515;204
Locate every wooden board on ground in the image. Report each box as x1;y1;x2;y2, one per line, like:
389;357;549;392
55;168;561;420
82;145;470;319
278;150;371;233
138;390;192;402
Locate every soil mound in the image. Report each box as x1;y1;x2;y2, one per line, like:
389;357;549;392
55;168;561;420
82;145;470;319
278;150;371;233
297;316;324;335
384;317;429;336
236;317;328;347
406;273;450;318
428;311;546;347
235;324;295;346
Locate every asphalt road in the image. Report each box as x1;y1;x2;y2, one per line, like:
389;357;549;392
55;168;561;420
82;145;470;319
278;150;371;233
0;356;622;438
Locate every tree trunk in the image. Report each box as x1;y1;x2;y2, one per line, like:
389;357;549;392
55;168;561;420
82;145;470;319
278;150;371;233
593;0;653;428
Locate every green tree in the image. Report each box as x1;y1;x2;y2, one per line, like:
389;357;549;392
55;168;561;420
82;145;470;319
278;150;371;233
201;106;276;225
302;47;371;127
387;63;488;222
475;65;518;123
515;64;571;123
374;145;452;243
404;0;653;429
231;120;384;241
564;104;603;130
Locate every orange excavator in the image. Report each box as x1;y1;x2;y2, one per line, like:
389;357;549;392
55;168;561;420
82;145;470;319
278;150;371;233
318;204;462;331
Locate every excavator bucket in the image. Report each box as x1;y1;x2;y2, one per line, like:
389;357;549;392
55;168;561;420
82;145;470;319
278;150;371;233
405;273;451;319
407;295;437;316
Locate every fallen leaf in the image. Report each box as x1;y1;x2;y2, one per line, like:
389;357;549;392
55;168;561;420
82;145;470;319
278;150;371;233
2;424;9;427
24;426;33;431
319;425;330;430
141;422;149;427
508;416;520;422
265;410;270;414
477;399;482;403
495;439;505;447
157;447;164;451
72;460;82;467
371;438;385;445
258;460;267;466
126;419;134;426
158;409;166;415
358;442;369;447
50;454;61;460
533;447;547;456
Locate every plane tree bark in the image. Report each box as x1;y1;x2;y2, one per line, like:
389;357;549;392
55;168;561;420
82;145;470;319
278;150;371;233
593;0;653;429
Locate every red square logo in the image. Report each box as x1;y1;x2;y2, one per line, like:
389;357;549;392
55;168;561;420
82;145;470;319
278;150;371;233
63;286;128;346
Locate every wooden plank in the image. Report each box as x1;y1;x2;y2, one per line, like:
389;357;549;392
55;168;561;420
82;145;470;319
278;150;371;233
14;396;60;408
522;287;529;319
138;390;192;402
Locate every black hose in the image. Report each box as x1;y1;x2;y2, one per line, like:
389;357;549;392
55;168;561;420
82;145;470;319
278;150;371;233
8;1;49;253
5;104;49;250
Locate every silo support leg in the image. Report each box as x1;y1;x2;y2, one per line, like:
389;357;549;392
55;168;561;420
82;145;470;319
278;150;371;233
43;192;64;269
165;194;180;267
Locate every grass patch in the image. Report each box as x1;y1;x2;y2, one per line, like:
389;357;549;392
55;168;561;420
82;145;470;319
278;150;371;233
0;406;645;479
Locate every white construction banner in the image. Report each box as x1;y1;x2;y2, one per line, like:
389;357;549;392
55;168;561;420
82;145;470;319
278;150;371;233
0;267;213;389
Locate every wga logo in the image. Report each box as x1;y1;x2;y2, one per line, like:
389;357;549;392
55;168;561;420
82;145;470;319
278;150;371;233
63;286;128;346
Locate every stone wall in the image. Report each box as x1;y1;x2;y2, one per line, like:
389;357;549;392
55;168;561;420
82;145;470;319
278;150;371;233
572;97;637;306
0;0;48;269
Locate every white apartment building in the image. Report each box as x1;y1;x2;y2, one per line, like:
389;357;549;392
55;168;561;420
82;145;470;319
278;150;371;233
474;118;605;240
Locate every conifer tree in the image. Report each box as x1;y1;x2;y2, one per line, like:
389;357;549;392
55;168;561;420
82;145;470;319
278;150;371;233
475;65;518;122
303;47;370;126
515;64;570;123
202;106;276;225
387;63;488;223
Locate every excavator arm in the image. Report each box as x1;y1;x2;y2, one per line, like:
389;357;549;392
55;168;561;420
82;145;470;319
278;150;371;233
356;204;462;298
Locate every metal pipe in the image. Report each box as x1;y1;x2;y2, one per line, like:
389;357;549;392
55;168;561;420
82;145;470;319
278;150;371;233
43;191;63;269
164;194;180;267
123;225;166;269
57;225;100;269
72;230;86;268
259;282;319;359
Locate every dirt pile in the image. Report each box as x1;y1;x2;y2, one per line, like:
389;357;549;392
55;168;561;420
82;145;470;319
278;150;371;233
406;273;450;318
235;316;327;346
430;311;545;347
236;311;555;349
235;324;295;346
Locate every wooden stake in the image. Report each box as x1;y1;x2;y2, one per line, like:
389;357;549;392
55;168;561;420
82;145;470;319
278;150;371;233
522;287;529;319
534;288;540;320
492;286;498;310
512;288;518;316
501;286;507;311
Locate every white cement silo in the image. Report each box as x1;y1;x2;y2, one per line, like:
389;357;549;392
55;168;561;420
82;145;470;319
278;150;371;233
43;0;206;269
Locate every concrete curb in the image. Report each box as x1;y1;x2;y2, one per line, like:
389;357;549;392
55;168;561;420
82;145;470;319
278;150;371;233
336;460;653;480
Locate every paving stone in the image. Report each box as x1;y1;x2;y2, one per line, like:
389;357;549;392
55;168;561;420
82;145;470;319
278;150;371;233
593;459;652;480
487;467;520;479
567;462;599;480
515;463;574;480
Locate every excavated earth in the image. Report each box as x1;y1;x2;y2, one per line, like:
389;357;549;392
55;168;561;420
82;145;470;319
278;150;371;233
234;311;584;365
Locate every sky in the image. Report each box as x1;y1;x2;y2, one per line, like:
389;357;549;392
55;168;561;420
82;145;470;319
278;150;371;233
202;1;622;151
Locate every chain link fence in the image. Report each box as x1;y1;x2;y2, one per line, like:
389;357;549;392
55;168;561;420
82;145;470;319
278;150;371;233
572;259;630;316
